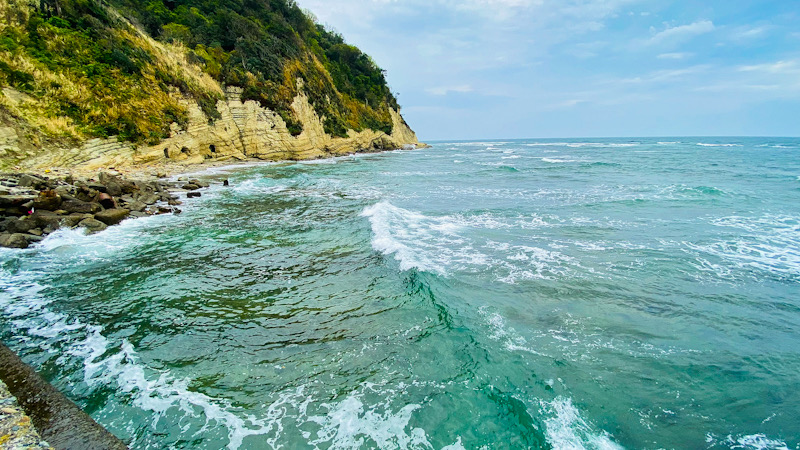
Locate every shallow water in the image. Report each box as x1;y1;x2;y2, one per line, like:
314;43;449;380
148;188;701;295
1;138;799;449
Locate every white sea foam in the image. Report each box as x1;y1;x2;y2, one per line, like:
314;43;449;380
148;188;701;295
1;267;454;449
696;143;742;147
361;202;571;280
706;433;791;450
0;269;280;449
307;392;431;449
542;157;580;163
686;214;800;278
479;307;545;355
541;397;623;450
526;142;638;149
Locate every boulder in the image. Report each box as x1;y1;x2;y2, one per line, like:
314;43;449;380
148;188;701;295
134;192;160;205
182;183;200;191
62;200;102;214
0;195;35;208
5;218;37;234
87;183;108;193
17;174;47;190
187;192;201;198
94;208;130;226
0;233;32;248
32;191;62;211
78;218;107;234
123;200;147;212
30;210;64;231
62;213;93;228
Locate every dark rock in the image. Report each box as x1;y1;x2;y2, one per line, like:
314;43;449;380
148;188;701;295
97;193;116;209
30;210;64;230
77;218;107;234
18;174;47;190
62;213;92;228
222;179;229;186
0;233;32;248
87;183;108;193
62;200;102;214
94;208;130;225
32;191;63;211
182;183;200;191
5;218;37;234
104;181;122;197
0;195;35;208
187;192;201;198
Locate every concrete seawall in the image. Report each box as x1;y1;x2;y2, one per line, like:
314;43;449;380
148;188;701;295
0;341;128;449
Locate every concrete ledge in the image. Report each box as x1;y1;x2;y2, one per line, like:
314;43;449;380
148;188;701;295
0;342;128;450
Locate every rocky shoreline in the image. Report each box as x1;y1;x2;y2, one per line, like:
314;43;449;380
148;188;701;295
0;169;220;249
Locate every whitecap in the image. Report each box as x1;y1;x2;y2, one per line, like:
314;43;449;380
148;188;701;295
541;397;623;450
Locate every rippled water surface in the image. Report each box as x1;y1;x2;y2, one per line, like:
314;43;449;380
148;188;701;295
2;138;800;449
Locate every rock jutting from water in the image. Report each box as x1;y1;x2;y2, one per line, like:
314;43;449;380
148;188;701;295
0;170;213;249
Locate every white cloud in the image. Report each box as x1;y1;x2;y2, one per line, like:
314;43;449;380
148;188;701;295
657;52;692;60
647;20;715;46
425;85;474;96
738;60;800;74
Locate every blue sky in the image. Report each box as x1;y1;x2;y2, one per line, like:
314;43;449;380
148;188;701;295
294;0;800;140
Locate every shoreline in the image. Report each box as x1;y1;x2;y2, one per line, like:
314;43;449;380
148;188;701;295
0;145;425;249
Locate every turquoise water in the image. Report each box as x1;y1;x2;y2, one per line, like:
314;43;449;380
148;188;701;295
1;138;799;449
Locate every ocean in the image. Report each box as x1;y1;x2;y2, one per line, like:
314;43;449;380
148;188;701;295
1;137;799;449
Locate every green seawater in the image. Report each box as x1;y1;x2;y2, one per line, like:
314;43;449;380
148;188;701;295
1;138;799;449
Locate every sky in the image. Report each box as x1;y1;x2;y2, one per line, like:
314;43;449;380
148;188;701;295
294;0;800;140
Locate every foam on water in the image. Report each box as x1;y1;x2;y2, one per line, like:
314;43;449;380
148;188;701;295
685;214;800;279
540;397;623;450
361;202;573;281
0;269;278;449
697;143;743;147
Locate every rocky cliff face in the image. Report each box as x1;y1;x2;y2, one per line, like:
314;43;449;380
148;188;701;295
2;85;421;172
0;0;424;172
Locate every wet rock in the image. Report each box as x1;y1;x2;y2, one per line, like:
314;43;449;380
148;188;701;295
128;211;149;218
187;192;201;198
61;200;101;214
94;208;130;226
77;218;107;233
167;199;182;206
223;179;229;186
62;213;92;228
182;183;200;191
0;233;32;248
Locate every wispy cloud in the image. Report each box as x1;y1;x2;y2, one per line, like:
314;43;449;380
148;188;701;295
646;20;715;46
425;85;474;96
657;52;692;60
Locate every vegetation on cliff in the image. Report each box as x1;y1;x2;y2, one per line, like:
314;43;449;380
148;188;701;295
0;0;398;145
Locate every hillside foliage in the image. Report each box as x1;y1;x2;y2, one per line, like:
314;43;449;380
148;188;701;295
0;0;398;143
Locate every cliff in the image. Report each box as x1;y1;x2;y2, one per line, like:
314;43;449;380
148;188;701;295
0;0;422;171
